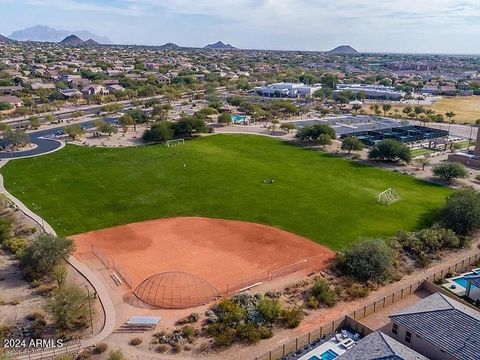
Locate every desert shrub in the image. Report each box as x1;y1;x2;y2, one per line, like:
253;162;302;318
75;349;92;360
106;350;125;360
35;283;57;296
155;344;168;353
216;299;246;325
306;296;319;309
45;284;90;331
257;298;282;323
171;342;183;353
257;326;274;339
175;313;199;325
337;238;396;282
0;216;13;244
345;284;369;300
212;327;235;347
2;237;28;257
25;312;45;322
130;338;142;346
93;343;108;354
281;306;304;328
395;227;468;266
310;278;338;307
236;322;261;344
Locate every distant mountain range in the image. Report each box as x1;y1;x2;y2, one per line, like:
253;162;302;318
9;25;111;44
328;45;358;54
204;41;236;50
59;35;100;46
0;34;13;44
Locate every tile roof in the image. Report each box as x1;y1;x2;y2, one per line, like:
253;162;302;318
389;292;480;360
338;331;427;360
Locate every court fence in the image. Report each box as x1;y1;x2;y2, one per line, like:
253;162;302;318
254;251;480;360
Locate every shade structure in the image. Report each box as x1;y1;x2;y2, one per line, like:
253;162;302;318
134;271;221;309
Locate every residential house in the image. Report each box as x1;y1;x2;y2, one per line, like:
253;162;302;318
31;83;56;90
338;331;427;360
157;75;171;84
106;84;125;93
81;84;109;96
0;86;22;95
388;292;480;360
0;95;23;107
59;89;83;99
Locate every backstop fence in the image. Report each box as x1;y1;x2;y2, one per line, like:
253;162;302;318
112;259;134;288
91;244;110;268
91;245;133;288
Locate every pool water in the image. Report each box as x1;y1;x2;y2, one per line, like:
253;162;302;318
231;114;247;124
308;349;339;360
453;272;480;290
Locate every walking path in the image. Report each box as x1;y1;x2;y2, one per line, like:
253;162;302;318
0;160;117;359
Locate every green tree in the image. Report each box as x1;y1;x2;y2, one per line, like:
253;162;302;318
445;111;456;123
4;129;29;148
368;139;411;163
119;114;134;132
29;116;41;129
439;189;480;235
432;162;467;183
317;134;332;147
217;113;232;125
382;104;392;116
63;124;84;140
295;124;335;142
45;284;90;331
21;234;75;280
94;120;118;136
142;121;173;143
337;238;396;282
341;136;364;154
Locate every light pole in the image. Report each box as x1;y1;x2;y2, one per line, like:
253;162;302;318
84;285;94;334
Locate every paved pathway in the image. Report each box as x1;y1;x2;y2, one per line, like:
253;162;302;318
0;160;117;359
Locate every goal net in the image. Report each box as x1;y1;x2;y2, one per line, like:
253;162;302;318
165;139;185;147
378;188;400;205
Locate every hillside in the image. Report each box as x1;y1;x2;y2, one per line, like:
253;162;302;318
329;45;358;54
204;41;236;50
84;39;99;46
60;35;84;45
0;34;13;43
159;42;181;50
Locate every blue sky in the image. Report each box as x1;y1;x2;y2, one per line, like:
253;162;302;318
1;0;480;53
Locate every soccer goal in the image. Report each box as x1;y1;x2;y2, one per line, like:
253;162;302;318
378;188;400;205
165;139;185;147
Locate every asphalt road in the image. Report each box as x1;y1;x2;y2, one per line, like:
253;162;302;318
0;117;117;159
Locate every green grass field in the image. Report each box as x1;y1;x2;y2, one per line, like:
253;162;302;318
1;135;452;250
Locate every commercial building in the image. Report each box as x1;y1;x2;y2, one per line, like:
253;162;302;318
335;84;405;100
253;83;321;98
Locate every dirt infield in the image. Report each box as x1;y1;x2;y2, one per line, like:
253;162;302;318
71;217;335;302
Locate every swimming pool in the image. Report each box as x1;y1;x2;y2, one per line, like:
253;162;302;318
231;114;247;124
308;349;339;360
454;276;479;290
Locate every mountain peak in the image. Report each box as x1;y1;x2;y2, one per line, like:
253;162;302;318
328;45;358;54
60;35;84;45
204;41;236;50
